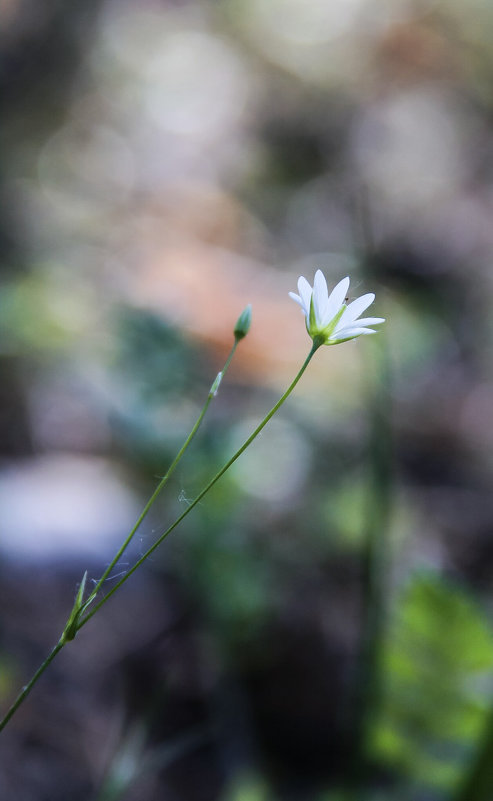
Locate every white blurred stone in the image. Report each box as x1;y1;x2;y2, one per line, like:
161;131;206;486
0;454;139;562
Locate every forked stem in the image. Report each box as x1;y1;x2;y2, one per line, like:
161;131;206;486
88;339;239;602
78;343;318;629
0;342;318;733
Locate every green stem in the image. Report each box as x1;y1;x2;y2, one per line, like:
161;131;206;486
78;343;319;630
88;339;239;601
0;640;64;733
348;336;392;798
0;342;317;733
0;339;240;735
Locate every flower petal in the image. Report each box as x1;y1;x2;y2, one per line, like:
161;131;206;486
339;293;375;327
297;276;313;315
333;326;377;339
313;269;328;324
324;276;350;325
288;291;306;311
338;316;385;329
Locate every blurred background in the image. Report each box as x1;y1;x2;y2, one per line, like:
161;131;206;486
2;0;493;799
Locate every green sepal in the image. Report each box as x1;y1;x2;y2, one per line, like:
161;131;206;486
308;295;317;336
210;371;223;397
309;300;347;345
324;304;346;341
60;570;88;643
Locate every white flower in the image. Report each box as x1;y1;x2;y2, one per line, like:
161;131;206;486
289;270;385;346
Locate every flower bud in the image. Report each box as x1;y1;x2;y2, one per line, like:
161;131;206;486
234;304;252;340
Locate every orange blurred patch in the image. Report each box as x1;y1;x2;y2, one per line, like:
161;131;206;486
375;20;457;87
133;244;308;384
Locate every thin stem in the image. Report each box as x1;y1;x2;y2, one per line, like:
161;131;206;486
89;340;239;600
0;342;317;733
0;339;240;735
78;343;319;629
347;336;392;798
0;640;64;733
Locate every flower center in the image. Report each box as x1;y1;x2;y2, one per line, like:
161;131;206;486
307;296;347;342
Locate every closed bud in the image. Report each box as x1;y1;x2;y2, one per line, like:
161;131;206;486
234;304;252;340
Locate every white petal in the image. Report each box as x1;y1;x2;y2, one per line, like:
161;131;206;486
289;292;306;312
334;326;376;339
324;276;350;325
313;270;328;324
297;276;313;315
345;316;385;327
339;293;375;327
